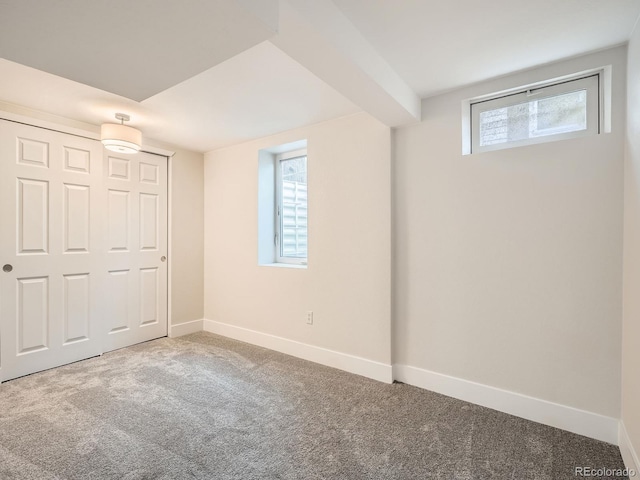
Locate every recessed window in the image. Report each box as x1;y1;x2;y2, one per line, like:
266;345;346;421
470;74;600;153
276;150;307;264
257;140;308;268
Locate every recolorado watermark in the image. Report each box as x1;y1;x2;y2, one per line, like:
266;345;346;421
575;466;637;477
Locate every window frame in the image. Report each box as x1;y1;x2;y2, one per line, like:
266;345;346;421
275;148;308;266
470;73;601;154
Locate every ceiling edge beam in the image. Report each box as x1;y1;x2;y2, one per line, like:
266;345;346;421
271;0;421;127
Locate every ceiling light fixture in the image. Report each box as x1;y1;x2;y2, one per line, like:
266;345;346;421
101;113;142;154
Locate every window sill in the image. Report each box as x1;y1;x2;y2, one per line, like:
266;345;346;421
259;262;307;269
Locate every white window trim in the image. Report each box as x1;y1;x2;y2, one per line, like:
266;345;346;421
275;148;307;266
464;68;607;155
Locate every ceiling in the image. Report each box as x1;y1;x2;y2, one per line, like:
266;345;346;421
333;0;640;98
0;0;639;153
0;43;360;152
0;0;278;101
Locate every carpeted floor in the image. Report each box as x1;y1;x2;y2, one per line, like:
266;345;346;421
0;332;628;479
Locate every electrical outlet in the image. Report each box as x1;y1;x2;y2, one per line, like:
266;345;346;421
306;311;313;325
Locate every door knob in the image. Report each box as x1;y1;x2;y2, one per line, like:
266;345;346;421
3;264;13;273
161;256;166;262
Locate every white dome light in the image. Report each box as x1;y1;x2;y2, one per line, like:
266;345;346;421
101;113;142;154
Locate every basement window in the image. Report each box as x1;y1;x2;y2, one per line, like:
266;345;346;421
276;150;308;264
469;72;602;154
258;140;308;268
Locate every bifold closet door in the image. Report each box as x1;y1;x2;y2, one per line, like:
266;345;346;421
0;121;104;382
102;150;168;353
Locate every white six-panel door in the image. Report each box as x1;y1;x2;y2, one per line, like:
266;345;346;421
102;150;168;353
0;120;168;382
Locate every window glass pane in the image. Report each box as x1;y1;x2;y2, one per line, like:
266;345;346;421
479;89;588;147
280;156;307;259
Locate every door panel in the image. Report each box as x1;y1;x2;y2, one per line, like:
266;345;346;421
17;276;49;354
108;189;130;251
18;137;49;167
108;156;130;180
139;162;159;184
18;178;49;254
63;146;90;173
140;267;159;326
63;184;91;253
140;193;159;250
62;273;90;344
108;269;131;333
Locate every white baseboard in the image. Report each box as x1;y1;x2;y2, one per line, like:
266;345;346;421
174;319;621;445
203;319;393;383
619;422;640;475
169;319;204;338
393;364;619;445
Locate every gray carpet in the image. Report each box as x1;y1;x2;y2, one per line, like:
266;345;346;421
0;332;628;479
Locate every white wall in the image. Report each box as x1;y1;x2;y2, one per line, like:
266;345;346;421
204;113;391;370
622;20;640;469
394;46;626;418
167;146;205;326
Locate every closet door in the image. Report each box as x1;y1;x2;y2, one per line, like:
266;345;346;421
0;121;104;381
0;121;169;381
102;150;168;352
